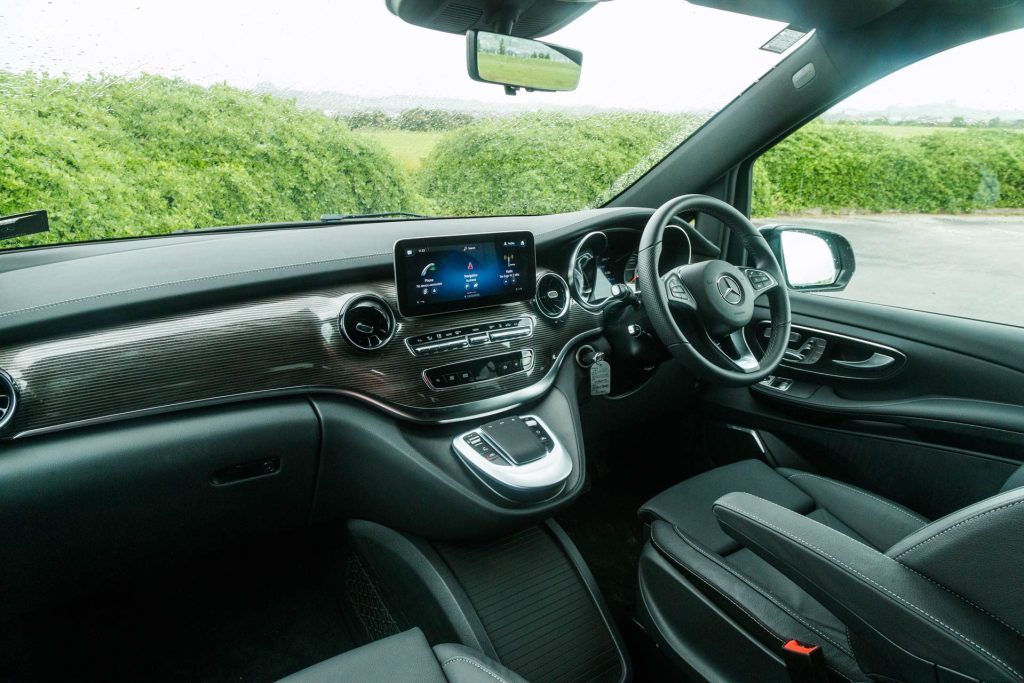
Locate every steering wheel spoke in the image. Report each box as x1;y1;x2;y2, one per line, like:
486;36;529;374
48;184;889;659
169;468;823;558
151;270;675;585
738;267;779;296
714;329;761;373
661;268;698;313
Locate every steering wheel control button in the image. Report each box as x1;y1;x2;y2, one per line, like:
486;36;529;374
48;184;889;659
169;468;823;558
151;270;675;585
408;317;532;355
741;268;777;292
452;415;572;502
667;276;691;303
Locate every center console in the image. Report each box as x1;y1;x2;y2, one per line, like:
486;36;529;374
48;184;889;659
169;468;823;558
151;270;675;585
452;415;572;502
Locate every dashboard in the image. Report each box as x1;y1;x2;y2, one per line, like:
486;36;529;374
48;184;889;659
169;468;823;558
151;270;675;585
0;208;700;440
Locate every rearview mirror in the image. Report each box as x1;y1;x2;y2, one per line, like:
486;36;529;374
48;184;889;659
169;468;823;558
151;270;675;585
759;226;856;292
467;30;583;93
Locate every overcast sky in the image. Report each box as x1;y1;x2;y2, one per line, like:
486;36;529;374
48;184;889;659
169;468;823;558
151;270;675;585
1;0;1022;115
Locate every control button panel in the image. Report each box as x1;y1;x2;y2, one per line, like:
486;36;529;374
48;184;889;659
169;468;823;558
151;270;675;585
739;267;778;293
462;431;509;466
523;416;555;452
406;317;533;356
424;350;535;390
759;375;793;392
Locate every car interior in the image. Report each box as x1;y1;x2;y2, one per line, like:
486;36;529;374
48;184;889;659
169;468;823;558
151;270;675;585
1;0;1023;682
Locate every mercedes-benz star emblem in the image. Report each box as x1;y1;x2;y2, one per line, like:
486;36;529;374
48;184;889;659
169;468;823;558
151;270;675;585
717;275;743;305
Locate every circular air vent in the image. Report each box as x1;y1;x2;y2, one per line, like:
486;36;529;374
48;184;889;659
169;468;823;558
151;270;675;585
535;273;570;320
0;370;17;432
339;295;396;351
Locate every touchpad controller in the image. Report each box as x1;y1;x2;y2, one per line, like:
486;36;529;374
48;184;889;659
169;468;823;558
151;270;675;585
481;416;550;465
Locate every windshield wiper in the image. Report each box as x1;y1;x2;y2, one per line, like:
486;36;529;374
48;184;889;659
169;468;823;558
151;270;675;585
174;211;433;234
0;210;49;242
318;212;429;222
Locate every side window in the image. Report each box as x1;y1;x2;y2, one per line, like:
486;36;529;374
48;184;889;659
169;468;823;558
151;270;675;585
752;28;1024;328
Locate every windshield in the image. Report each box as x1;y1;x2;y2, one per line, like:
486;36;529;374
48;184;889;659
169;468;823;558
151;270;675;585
0;0;797;249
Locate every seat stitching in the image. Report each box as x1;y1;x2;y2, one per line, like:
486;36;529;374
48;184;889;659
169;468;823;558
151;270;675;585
783;472;928;525
715;501;1022;681
845;626;858;667
441;656;507;683
892;499;1024;561
897;564;1024;639
670;527;856;659
654;532;858;682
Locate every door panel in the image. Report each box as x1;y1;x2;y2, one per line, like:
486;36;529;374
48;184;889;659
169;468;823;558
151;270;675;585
701;292;1024;518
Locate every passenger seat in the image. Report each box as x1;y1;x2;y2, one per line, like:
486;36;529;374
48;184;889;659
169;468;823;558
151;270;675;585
278;627;528;683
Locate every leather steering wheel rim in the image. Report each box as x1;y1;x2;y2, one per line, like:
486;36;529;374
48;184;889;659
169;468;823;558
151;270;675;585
637;194;791;386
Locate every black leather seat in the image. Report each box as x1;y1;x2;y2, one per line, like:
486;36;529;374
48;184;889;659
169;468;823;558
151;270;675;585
278;628;527;683
638;459;1024;682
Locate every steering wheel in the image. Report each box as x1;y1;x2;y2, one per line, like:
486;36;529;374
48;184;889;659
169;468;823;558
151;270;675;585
637;194;790;386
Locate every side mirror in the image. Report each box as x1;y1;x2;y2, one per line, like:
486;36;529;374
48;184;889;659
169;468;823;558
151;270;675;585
466;30;583;94
759;226;856;292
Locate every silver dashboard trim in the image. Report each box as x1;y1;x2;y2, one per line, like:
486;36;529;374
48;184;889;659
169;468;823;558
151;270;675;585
11;327;602;439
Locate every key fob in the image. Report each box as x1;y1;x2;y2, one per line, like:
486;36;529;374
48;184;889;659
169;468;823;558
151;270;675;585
589;353;611;396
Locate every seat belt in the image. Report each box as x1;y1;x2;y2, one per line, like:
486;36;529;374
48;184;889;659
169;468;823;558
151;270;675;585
782;639;829;683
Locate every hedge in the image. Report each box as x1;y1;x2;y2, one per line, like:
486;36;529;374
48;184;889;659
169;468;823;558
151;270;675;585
4;72;1024;251
753;123;1024;215
418;112;706;215
0;72;421;248
344;108;474;131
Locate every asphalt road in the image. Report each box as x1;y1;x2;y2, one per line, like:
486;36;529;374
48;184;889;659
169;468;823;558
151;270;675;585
754;214;1024;328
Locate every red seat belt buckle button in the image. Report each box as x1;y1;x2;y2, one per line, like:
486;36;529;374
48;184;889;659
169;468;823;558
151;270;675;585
782;639;828;683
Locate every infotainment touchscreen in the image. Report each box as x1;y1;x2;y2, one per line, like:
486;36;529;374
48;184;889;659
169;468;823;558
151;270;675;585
394;232;536;317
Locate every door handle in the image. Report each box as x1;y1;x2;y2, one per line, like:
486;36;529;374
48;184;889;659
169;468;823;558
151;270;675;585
832;352;895;370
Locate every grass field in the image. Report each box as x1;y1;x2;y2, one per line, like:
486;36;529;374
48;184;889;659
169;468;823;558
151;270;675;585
477;52;580;91
359;129;444;173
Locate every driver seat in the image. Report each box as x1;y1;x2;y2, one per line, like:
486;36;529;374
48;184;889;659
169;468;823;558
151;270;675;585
637;459;1024;682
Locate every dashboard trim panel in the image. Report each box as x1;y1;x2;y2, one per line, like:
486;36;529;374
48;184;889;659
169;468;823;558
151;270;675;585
0;272;601;439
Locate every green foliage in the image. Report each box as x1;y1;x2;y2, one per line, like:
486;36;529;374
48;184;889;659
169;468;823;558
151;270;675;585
418;112;706;215
344;110;394;129
5;69;1024;252
395;108;473;132
344;108;473;132
0;72;421;248
752;123;1024;215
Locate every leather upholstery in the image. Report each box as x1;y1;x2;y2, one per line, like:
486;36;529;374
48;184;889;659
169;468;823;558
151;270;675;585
641;459;1024;682
433;644;528;683
714;491;1024;682
641;459;921;682
887;487;1024;642
279;628;527;683
641;459;815;555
